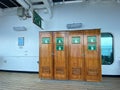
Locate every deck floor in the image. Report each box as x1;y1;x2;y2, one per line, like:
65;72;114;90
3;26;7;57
0;71;120;90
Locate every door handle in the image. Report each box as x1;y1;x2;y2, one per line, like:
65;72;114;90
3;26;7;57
51;52;54;56
82;54;85;57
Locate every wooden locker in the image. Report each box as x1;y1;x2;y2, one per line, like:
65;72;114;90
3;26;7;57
39;32;53;79
68;31;84;80
84;30;102;82
53;32;68;80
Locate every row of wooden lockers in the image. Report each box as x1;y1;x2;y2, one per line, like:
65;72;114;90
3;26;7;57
39;29;102;82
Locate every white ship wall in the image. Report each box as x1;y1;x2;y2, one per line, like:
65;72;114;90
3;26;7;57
0;2;120;75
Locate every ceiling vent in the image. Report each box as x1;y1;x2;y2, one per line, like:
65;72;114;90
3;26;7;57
54;0;85;4
32;1;44;5
66;23;82;29
13;26;27;31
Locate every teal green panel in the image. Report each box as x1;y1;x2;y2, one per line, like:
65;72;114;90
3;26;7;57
42;37;50;44
72;37;80;44
56;45;64;51
56;37;64;44
88;44;96;50
88;36;96;43
33;10;42;28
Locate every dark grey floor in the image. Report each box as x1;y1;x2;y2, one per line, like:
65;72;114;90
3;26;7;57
0;71;120;90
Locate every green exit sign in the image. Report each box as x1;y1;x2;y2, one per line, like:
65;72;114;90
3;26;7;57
33;10;42;28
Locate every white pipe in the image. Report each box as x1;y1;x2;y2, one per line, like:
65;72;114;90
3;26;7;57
16;0;29;9
24;0;33;12
42;0;53;18
16;0;33;12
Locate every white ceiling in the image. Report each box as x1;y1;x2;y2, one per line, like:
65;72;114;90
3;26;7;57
0;0;120;18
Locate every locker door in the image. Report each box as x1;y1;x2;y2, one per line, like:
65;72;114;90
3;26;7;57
69;31;84;80
39;32;53;79
84;30;102;82
53;32;68;80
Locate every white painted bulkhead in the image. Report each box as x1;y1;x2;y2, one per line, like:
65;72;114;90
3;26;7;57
0;2;120;75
